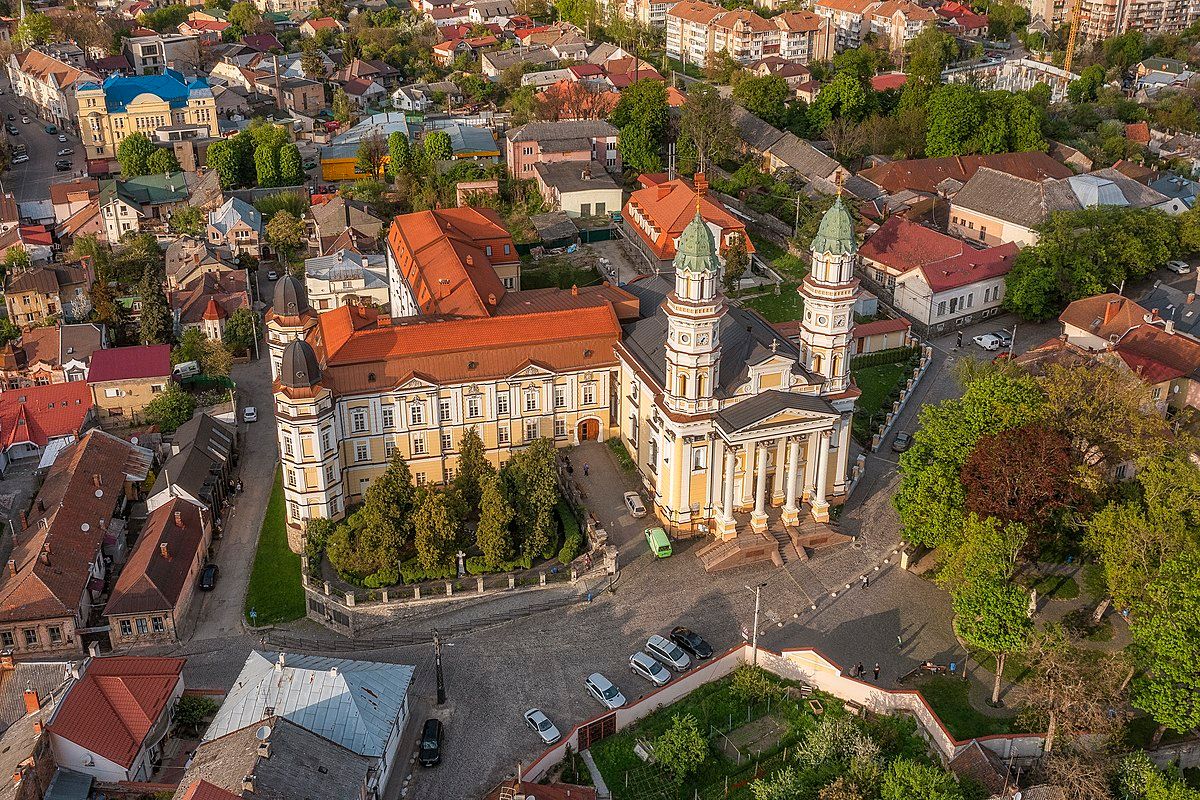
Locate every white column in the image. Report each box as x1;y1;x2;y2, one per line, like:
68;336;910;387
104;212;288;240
677;443;691;523
801;433;815;502
722;447;737;520
751;442;769;531
772;437;787;502
742;440;757;504
833;415;853;493
811;429;831;522
782;437;801;525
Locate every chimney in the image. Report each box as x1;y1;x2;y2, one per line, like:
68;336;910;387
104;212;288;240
5;560;13;577
22;689;38;715
581;166;591;180
41;542;49;555
160;542;170;559
31;721;41;734
174;510;184;528
1189;292;1196;304
242;775;256;794
88;641;100;657
38;552;48;566
466;254;474;266
11;771;20;788
694;172;709;196
1166;319;1176;334
361;255;369;270
257;740;271;759
0;651;11;670
656;184;671;200
571;284;579;296
92;473;101;488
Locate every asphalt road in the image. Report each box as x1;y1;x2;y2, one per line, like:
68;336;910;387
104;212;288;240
0;78;85;203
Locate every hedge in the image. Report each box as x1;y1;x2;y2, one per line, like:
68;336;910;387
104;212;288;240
557;500;583;565
399;556;455;585
465;554;533;574
850;345;921;370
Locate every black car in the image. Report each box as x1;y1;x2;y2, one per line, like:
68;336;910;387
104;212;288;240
54;159;71;171
670;627;713;660
198;563;219;591
418;718;443;767
5;125;17;135
5;114;12;121
891;432;912;453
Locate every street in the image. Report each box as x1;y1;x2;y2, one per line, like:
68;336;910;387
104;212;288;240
0;78;84;203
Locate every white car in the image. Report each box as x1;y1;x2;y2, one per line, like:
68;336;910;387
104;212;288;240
523;708;561;744
1166;260;1192;274
266;269;279;281
20;117;27;124
623;491;646;518
645;634;691;672
242;406;258;423
584;673;626;709
11;154;28;164
972;333;1003;351
57;134;67;142
56;148;72;157
629;651;671;686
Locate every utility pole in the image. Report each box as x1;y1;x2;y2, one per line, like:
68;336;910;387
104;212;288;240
746;582;766;666
433;628;446;705
1009;323;1017;359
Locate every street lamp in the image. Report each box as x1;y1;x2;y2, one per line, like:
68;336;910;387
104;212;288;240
433;628;446;706
746;582;767;667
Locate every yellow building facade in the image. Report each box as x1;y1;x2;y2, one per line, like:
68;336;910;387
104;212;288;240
76;69;219;161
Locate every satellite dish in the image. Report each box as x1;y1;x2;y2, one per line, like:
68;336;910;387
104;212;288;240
255;725;272;741
95;489;103;498
80;523;89;532
130;436;139;444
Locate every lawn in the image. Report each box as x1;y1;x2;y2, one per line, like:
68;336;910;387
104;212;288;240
1020;572;1081;601
742;282;802;323
244;468;305;626
850;363;908;442
606;437;637;474
521;255;602;290
912;674;1019;740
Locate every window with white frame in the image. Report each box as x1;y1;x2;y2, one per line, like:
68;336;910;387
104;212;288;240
525;390;539;412
554;386;566;408
286;469;297;487
324;464;334;482
525;420;538;441
351;409;368;433
410;402;425;426
321;429;332;452
582;383;595;405
467;396;481;418
416;472;427;486
413;434;427;455
381;406;394;429
441;432;453;451
498;425;510;445
283;436;294;457
554;419;566;438
439;398;452;422
355;442;369;462
497;393;510;415
692;446;707;471
385;439;396;458
444;467;456;482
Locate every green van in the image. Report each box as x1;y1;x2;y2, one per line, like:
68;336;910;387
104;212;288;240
645;527;672;558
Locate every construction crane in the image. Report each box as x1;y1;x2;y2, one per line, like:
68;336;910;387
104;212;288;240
1062;0;1084;77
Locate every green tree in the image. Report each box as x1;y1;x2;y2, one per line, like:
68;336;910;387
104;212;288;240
4;248;30;273
0;319;20;347
423;130;452;161
924;83;985;157
413;487;458;572
144;384;196;432
173;694;219;736
359;450;416;565
355;131;388;178
146;147;180;174
265;210;305;264
168;206;203;237
617;125;660;175
278;143;304;186
810;71;872;131
138;265;171;345
1118;752;1200;800
1068;64;1107;104
953;579;1032;705
722;232;749;292
201;338;232;378
300;37;325;78
88;274;123;332
653;715;707;781
227;0;260;36
255;143;280;187
15;13;52;46
387;131;410;178
476;473;515;566
222;307;259;355
611;79;668;172
172;328;207;367
1007;93;1047;152
332;88;353;123
880;759;963;800
204;139;238;189
903;27;959;109
453;427;494;512
753;767;810;800
733;75;792;128
502;438;559;559
117;133;157;178
679;83;737;174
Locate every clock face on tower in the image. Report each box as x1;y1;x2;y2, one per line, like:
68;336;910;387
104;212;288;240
698;334;709;344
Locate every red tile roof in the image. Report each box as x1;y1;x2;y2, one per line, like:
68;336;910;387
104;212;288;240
87;344;171;383
241;34;283;52
1058;292;1145;340
918;241;1018;292
1111;324;1200;383
179;781;242;800
303;16;341;29
858;152;1073;195
860;216;964;273
342;77;380;96
668;0;726;25
0;381;92;451
854;317;910;337
622;176;753;261
870;72;907;92
48;656;184;769
1126;121;1151;144
105;499;208;617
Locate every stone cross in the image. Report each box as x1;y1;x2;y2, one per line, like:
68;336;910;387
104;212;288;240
456;550;467;578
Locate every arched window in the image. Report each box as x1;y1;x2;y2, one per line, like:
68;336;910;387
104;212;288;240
697;373;707;397
812;353;823;373
677;372;689;397
832;354;842;377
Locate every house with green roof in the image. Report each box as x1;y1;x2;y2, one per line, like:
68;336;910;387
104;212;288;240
98;171;196;244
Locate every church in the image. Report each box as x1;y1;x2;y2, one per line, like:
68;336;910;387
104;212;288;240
267;189;860;548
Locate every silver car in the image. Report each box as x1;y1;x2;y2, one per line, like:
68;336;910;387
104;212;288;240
629;651;671;686
523;708;561;744
645;634;691;672
585;673;626;709
623;491;646;518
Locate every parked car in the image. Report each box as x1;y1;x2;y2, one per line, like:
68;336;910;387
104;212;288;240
670;627;713;660
1166;260;1192;274
198;563;219;591
5;114;13;121
20;117;28;124
972;333;1003;351
54;159;70;171
623;491;646;518
43;124;55;134
11;154;28;164
56;148;72;156
629;651;671;686
891;431;912;453
523;708;561;744
266;269;279;281
418;718;443;767
57;134;67;142
645;633;691;672
5;125;18;135
645;527;672;558
584;673;626;710
242;406;258;423
991;329;1013;349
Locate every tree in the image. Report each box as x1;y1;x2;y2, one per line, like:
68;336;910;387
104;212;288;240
355;131;388;178
1007;93;1047;152
924;83;985;157
679;84;737;174
880;759;963;800
146;147;180;174
1068;64;1107;104
903;27;959;109
476;473;515;566
1037;747;1120;800
255;143;280;187
423;130;452;161
1129;550;1200;742
1117;752;1200;800
88;275;123;332
723;232;749;292
502;438;559;559
173;695;219;736
753;767;811;800
222;307;259;355
611;79;668;173
359;450;416;566
332;88;353;123
204;139;239;189
653;715;707;781
278;144;304;186
15;13;52;47
140;4;190;32
201;338;232;378
413;487;458;572
173;328;207;367
387;131;410;178
3;248;30;274
936;514;1028;594
144;384;196;432
169;206;203;237
265;210;305;264
300;38;325;78
953;579;1032;705
227;0;260;36
810;70;872;131
117;133;157;178
454;427;494;512
138;266;171;345
617;125;660;175
733;75;792;129
0;319;20;347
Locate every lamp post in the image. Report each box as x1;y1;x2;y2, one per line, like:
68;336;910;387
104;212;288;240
433;628;446;705
746;582;767;666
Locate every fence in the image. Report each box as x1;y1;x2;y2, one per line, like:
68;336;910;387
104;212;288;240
522;644;1047;785
869;344;934;452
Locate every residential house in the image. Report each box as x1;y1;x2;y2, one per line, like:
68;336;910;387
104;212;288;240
0;323;105;388
4;264;92;328
299;16;344;37
751;56;813;87
533;160;623;218
98;172;194;244
810;0;875;50
481;44;558;79
948;167;1172;247
49;179;100;226
331;58;401;88
241;34;284;53
858;215;1019;331
201;651;414;797
730;106;843;187
433;35;498;67
445;123;501;161
47;656;185;781
386;206;522;315
0;225;55;265
1150;173;1200;208
121;33;201;75
168;270;251;340
622;173;753;267
812;0;935;51
308;196;386;255
251;0;319;13
857;151;1073;196
105;500;213;647
75;70;219;161
340;77;386;110
304;249;390;312
207;197;263;258
0;381;95;473
666;1;726;67
165;238;238;291
505;119;619;177
86;344;172;423
7;46;100;135
147;413;236;515
0;431;152;655
469;0;515;22
177;17;232;44
391;80;462;111
935;1;989;36
265;76;324;116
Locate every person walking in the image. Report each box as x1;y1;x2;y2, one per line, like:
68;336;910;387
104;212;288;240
861;575;870;590
583;463;590;477
956;331;963;348
873;663;880;681
856;662;865;678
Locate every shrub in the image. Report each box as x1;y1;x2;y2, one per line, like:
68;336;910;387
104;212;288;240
730;665;776;702
557;500;583;565
850;345;920;370
465;554;533;574
399;556;455;584
606;437;637;473
363;565;398;588
653;714;708;781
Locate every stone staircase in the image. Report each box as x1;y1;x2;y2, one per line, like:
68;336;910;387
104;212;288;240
768;523;798;565
697;531;780;572
696;510;854;573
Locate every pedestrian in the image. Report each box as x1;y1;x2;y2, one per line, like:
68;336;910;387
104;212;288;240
873;663;880;681
896;634;903;650
856;662;865;678
861;575;869;590
956;331;963;348
583;462;590;477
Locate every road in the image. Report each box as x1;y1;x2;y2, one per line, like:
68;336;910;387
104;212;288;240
0;77;84;203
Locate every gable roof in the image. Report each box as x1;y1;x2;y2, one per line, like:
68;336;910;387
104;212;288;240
208;196;261;236
858;152;1072;195
0;381;92;452
105;499;207;617
14;49;98;91
86;344;171;383
506;119;617;143
623;178;751;261
1110;321;1200;383
47;656;184;769
1058;292;1146;340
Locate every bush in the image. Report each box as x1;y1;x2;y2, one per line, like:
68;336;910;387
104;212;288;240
606;437;637;473
730;665;777;702
399;556;455;584
557;500;583;565
850;345;920;370
363;565;398;588
465;554;533;574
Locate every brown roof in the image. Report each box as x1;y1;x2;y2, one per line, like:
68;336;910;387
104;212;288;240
813;0;876;13
668;0;726;24
714;8;775;31
948;741;1008;796
1111;323;1200;383
167;270;250;325
623;177;752;261
774;10;822;30
49;178;100;207
1058;292;1146;340
5;265;90;296
105;499;208;617
13;49;97;91
858;152;1072;195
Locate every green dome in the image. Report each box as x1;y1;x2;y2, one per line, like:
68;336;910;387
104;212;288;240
811;196;856;256
674;211;719;275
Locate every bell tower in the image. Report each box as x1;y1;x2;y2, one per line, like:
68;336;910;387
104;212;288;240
663;206;726;416
798;196;858;394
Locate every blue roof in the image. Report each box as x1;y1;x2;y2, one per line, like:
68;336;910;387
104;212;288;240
94;68;211;113
446;123;499;156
